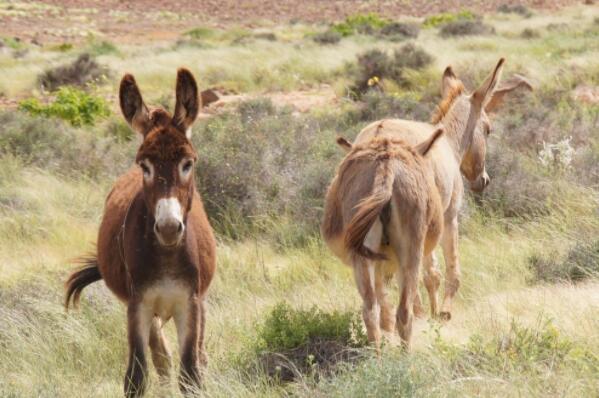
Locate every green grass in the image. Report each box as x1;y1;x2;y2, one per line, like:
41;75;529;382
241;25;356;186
1;4;599;397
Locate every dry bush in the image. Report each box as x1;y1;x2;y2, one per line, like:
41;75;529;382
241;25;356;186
439;20;495;37
354;91;431;122
378;22;420;41
528;240;599;283
478;147;552;218
192;98;357;241
497;4;532;17
348;44;433;98
312;30;342;45
38;53;110;91
0;111;131;179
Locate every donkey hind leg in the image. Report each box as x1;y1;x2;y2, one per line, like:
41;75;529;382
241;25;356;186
423;252;442;318
353;218;383;351
413;289;426;319
353;258;381;352
393;237;423;349
440;216;460;321
374;260;395;334
149;317;172;382
174;296;202;396
124;302;153;398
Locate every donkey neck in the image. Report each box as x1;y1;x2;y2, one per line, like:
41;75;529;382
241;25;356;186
438;97;476;164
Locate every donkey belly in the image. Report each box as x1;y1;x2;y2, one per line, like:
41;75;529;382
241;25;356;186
141;279;191;321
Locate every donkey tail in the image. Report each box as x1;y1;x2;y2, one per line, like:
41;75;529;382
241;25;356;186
344;155;395;261
65;256;102;310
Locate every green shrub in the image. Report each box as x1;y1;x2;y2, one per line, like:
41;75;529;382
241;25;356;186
86;40;119;56
422;10;476;28
185;26;216;40
37;53;110;91
49;43;74;52
254;302;368;381
460;320;575;375
528;240;599;283
439;20;495;37
332;13;390;37
19;87;110;127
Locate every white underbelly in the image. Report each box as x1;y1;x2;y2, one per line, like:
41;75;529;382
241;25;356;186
142;279;190;321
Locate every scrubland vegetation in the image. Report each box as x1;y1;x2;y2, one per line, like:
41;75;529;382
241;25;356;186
0;3;598;397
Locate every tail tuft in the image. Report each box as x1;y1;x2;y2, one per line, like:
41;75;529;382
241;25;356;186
65;256;101;310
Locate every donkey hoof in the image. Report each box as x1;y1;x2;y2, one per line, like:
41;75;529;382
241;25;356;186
439;311;452;321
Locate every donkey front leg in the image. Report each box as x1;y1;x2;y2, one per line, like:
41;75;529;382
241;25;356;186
198;299;208;367
149;317;172;382
174;295;202;395
124;301;152;398
440;217;461;321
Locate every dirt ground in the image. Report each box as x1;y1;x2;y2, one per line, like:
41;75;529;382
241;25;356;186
0;0;585;44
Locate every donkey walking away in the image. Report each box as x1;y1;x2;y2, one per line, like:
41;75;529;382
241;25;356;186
322;128;445;350
65;68;216;397
349;58;532;324
323;58;532;349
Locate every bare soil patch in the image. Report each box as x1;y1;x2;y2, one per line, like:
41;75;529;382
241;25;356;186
0;0;584;45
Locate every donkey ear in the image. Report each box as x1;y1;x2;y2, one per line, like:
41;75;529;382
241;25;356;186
415;127;444;156
485;74;533;113
441;66;461;97
119;74;151;136
472;58;505;111
336;136;353;153
172;68;200;138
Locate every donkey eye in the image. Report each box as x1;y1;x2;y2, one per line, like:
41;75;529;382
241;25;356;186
182;160;193;174
139;161;152;178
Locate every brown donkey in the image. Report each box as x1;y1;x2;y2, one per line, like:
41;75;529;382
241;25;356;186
322;129;445;349
340;58;532;326
65;69;216;397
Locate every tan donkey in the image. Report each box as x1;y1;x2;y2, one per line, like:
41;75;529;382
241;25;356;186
351;59;532;322
322;128;445;349
323;58;532;348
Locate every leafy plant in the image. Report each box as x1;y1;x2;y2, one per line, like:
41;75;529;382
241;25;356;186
19;87;110;126
332;13;390;37
253;302;368;381
422;10;476;28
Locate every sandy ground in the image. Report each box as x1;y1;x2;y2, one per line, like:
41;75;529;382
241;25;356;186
0;0;585;44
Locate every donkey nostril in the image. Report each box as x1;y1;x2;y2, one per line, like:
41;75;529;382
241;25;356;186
177;222;183;233
154;224;161;233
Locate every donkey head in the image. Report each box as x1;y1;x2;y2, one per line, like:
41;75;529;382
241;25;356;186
437;59;532;192
119;69;201;247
